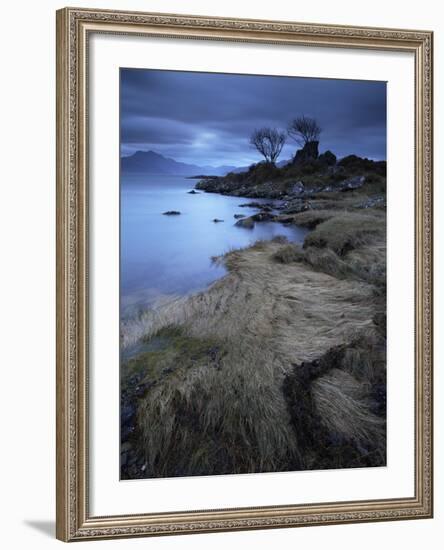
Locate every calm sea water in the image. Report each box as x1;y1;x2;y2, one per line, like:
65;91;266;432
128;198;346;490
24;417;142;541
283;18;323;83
120;174;308;317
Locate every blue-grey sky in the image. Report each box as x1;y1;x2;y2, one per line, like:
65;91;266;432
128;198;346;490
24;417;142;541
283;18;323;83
120;68;386;167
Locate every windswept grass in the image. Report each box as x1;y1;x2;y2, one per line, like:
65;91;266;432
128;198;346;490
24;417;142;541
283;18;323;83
122;233;385;478
273;207;387;289
302;210;385;256
311;368;385;465
274;241;385;288
136;330;300;476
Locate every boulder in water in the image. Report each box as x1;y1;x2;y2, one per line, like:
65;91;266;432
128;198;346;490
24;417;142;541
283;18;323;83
235;216;255;229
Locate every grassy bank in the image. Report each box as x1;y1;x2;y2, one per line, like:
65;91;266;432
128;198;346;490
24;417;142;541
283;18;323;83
121;190;386;478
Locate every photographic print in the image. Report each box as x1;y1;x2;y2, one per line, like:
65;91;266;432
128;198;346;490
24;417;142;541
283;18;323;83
119;68;387;480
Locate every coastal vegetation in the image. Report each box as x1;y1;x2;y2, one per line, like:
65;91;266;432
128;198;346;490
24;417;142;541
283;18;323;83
120;136;387;479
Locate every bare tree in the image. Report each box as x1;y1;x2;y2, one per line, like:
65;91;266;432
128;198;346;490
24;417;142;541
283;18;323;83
250;127;286;164
287;116;322;147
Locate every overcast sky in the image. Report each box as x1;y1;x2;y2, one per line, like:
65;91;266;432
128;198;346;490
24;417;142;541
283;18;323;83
120;68;386;167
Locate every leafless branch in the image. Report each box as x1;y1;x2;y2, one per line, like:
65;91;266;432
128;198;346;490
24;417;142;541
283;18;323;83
250;127;286;164
287;116;322;147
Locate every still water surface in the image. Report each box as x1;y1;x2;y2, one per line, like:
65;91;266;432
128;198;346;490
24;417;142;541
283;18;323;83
121;174;307;317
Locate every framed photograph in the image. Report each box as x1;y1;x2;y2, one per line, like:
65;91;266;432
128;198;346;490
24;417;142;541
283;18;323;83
56;7;433;542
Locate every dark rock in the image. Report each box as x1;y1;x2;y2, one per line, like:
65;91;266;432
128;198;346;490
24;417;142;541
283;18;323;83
162;210;181;215
282;199;310;215
324;181;360;193
289;181;305;195
235;212;274;227
292;141;319;164
187;189;199;194
318;150;337;166
274;214;298;224
121;423;135;442
121;404;135;425
357;195;386;209
251;212;274;222
238;201;275;209
195;176;241;194
235;216;255;229
338;175;366;192
234;214;246;219
212;218;224;223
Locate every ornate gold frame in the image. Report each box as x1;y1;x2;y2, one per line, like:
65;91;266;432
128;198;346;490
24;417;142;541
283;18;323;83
56;7;433;542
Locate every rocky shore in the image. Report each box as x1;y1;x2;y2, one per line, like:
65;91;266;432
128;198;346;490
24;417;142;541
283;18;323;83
195;148;386;233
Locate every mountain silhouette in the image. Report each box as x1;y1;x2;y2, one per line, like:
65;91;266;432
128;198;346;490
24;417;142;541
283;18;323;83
121;150;238;176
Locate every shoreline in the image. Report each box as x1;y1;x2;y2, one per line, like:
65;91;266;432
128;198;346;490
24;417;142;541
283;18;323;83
120;180;308;323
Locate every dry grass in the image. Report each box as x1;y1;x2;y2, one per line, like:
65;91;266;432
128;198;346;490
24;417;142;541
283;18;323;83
122;237;384;477
274;240;386;288
302;210;385;256
136;337;299;476
313;369;384;446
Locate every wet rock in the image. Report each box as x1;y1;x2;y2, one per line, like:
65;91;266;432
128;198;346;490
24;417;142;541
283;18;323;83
238;201;275;209
187;189;199;194
289;181;305;195
234;214;245;219
163;210;181;215
338;175;366;192
282;199;310;215
195;176;240;194
235;216;255;229
235;212;274;228
212;218;224;223
251;212;274;222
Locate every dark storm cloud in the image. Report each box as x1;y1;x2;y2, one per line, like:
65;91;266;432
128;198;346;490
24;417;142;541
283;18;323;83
120;68;386;166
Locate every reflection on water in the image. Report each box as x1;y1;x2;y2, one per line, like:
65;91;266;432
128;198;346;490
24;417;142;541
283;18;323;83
121;174;308;317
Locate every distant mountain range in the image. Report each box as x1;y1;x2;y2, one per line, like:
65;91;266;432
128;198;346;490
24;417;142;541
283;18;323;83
121;150;240;177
